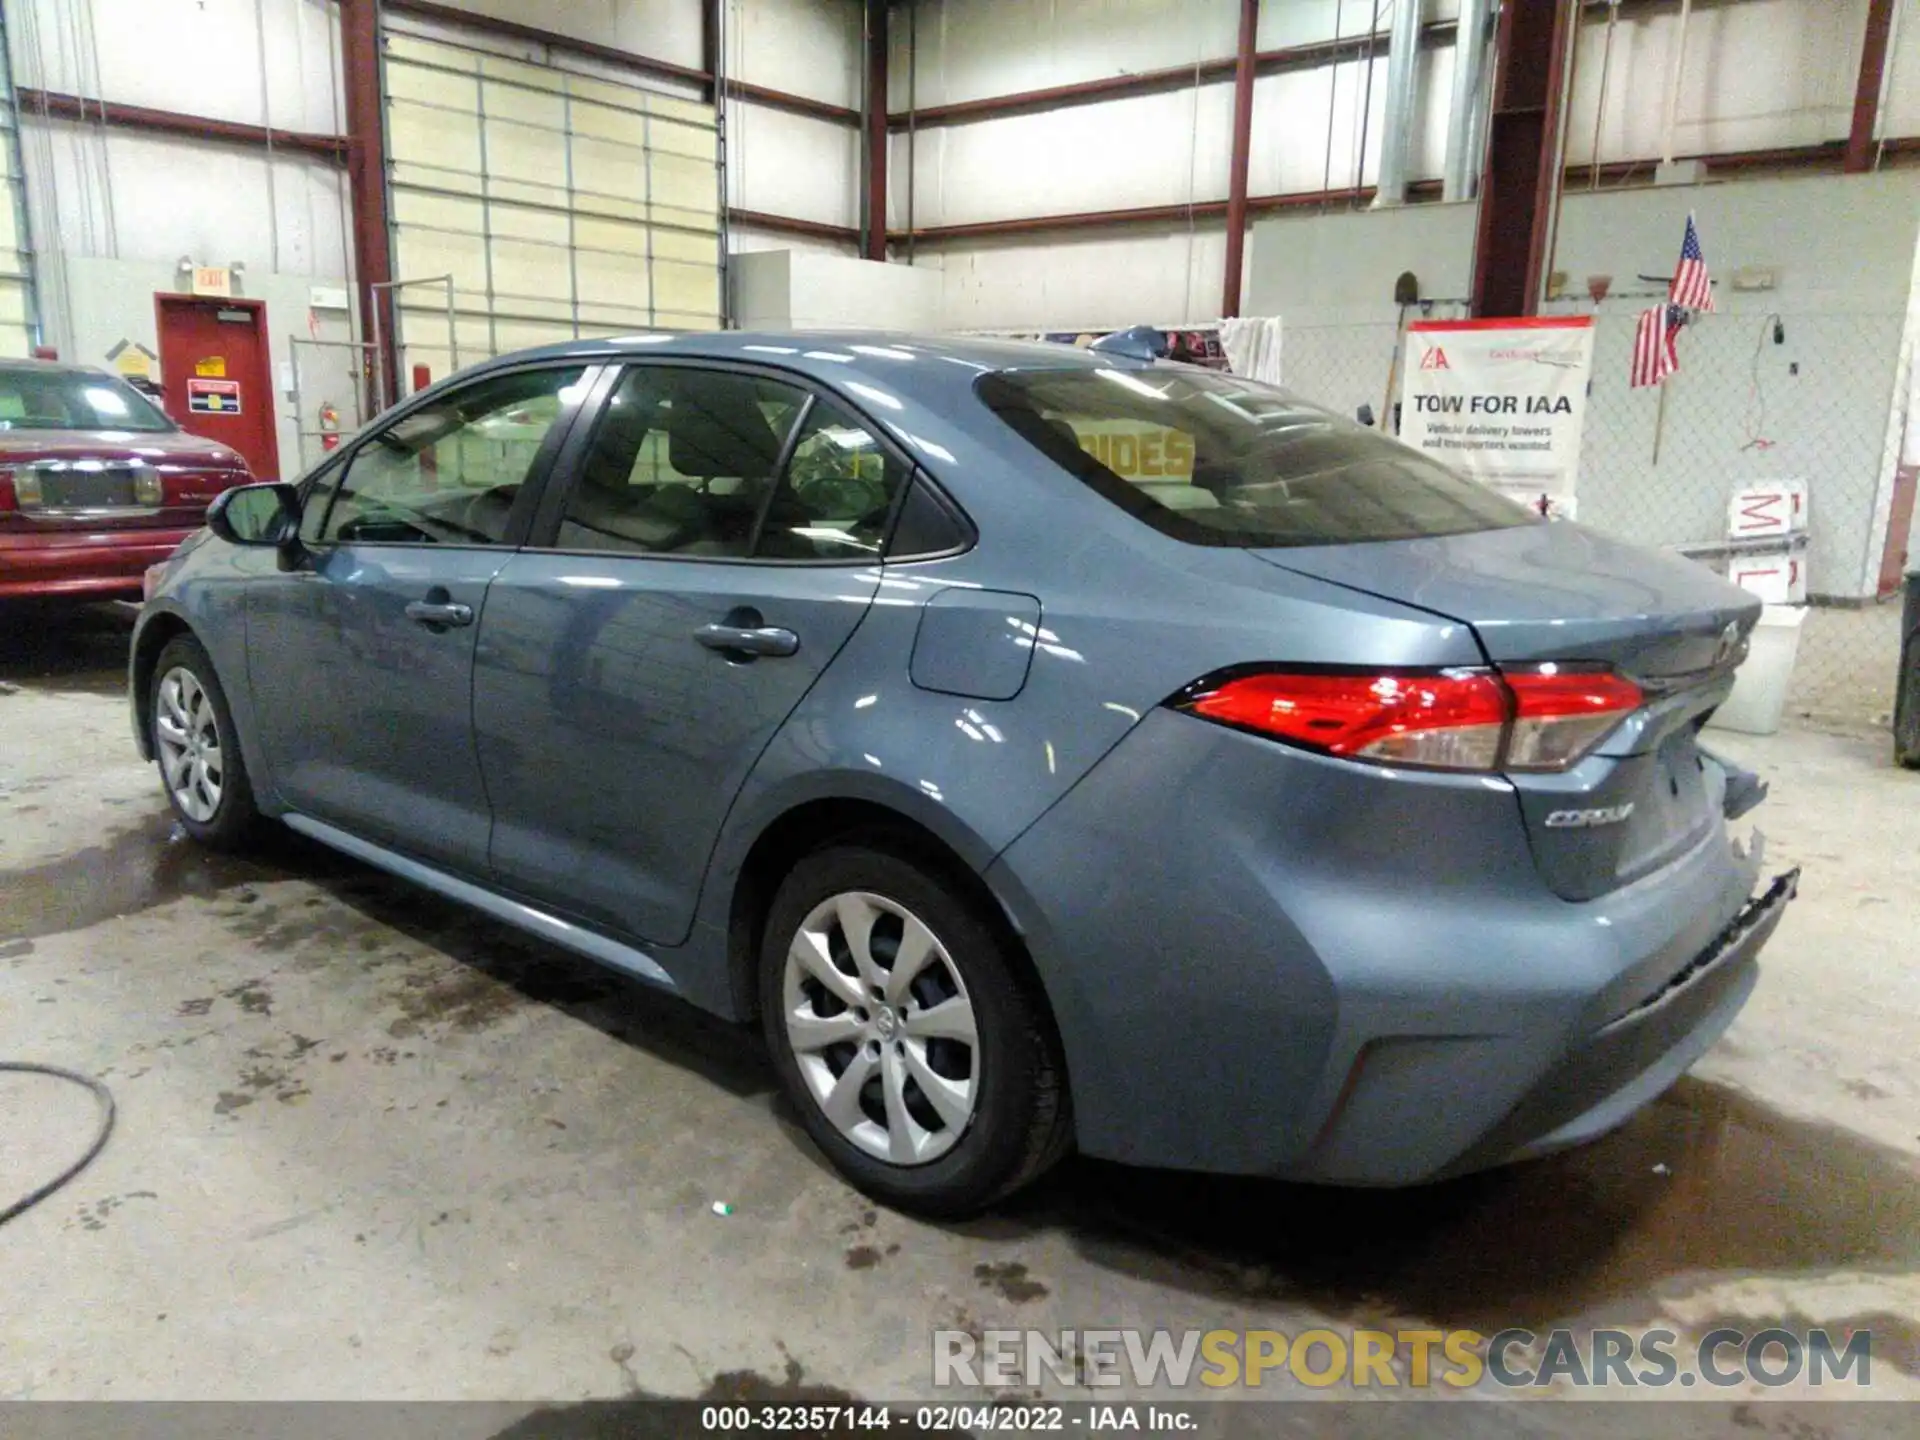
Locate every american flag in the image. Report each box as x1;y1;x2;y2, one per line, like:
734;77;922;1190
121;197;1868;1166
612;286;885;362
1669;213;1715;311
1631;304;1682;388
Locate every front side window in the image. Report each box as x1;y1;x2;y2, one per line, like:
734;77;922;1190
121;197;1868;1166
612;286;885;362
0;368;175;433
316;366;587;546
977;367;1535;548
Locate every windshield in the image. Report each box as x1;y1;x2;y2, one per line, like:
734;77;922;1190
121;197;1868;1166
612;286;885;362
0;370;176;433
977;366;1537;548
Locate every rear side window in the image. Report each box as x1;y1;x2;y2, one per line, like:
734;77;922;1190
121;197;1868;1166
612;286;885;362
977;368;1535;548
755;398;909;560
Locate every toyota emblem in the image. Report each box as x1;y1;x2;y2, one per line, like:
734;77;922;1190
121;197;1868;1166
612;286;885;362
1713;621;1743;667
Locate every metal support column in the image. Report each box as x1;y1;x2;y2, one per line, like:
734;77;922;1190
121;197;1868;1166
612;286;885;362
863;0;888;261
1221;0;1260;318
1469;0;1576;318
1845;0;1898;173
340;0;396;413
701;0;722;103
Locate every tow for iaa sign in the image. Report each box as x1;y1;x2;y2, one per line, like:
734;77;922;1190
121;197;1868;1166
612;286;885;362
1397;316;1594;517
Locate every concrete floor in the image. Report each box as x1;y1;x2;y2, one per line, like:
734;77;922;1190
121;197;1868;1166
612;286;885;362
3;602;1919;1430
1783;600;1907;735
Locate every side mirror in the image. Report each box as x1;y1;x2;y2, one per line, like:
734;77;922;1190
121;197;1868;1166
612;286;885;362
206;482;301;549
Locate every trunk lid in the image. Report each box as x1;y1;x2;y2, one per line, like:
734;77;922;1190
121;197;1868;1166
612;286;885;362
0;428;251;534
1254;522;1763;900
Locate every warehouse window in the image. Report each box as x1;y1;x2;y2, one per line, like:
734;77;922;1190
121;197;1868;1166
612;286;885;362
978;368;1536;548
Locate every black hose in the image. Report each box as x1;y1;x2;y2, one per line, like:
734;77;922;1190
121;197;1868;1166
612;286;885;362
0;1062;116;1227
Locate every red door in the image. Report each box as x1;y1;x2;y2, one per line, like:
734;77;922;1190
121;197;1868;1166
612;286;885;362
155;295;279;481
1879;466;1917;597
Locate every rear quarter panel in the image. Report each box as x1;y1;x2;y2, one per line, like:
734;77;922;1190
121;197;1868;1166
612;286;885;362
690;371;1494;1003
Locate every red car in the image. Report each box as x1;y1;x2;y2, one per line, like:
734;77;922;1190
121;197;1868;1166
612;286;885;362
0;358;255;601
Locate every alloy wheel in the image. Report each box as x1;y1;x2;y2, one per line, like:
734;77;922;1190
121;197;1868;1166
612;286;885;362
155;666;223;824
781;890;981;1165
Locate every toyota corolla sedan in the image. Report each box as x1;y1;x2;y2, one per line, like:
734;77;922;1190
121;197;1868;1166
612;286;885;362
129;331;1796;1215
1;358;254;600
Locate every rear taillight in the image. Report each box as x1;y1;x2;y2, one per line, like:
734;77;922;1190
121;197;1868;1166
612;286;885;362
1502;668;1645;770
1183;669;1510;769
1174;665;1642;773
0;469;14;512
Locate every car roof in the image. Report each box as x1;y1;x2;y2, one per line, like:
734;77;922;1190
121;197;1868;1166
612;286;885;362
0;357;116;379
454;329;1154;395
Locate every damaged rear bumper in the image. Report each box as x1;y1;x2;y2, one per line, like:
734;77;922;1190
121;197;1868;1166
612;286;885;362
1440;864;1800;1177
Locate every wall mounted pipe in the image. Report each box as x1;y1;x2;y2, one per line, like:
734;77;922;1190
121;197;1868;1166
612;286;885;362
1373;0;1425;206
1442;0;1493;201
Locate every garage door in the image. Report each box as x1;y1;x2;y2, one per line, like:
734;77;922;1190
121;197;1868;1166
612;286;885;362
381;30;721;390
0;48;36;360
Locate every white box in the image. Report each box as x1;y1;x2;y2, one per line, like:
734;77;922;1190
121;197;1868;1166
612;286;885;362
1728;545;1809;605
1728;480;1808;538
1708;605;1808;736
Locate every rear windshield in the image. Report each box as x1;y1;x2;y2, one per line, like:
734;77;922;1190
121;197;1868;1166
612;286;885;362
0;369;176;433
977;367;1535;547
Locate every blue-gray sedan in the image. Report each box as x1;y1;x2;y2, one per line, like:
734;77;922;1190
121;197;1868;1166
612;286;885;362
129;331;1797;1215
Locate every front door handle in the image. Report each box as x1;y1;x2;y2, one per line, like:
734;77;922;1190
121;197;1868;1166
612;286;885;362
696;622;799;659
405;599;474;629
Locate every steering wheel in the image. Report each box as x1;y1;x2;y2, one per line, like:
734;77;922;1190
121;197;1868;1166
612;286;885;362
792;473;888;520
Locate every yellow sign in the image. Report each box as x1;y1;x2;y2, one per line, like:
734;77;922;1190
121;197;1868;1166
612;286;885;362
1071;422;1195;479
191;266;233;298
195;356;227;378
107;339;156;381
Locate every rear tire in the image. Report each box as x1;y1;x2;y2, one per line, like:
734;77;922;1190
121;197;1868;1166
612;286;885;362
1897;629;1920;769
759;844;1070;1217
150;635;258;849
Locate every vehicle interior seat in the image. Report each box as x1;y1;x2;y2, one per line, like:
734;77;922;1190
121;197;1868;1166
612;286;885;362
554;374;785;555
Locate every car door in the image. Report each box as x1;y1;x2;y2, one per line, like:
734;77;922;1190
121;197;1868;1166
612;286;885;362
473;362;908;945
245;362;595;873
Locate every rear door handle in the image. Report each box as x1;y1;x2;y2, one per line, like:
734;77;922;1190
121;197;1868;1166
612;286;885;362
405;600;474;629
696;623;799;658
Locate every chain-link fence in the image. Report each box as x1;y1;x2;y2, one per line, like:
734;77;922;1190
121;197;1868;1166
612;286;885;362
1280;306;1915;736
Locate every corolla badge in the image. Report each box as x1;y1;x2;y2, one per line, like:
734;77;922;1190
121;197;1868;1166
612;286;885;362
1544;803;1636;829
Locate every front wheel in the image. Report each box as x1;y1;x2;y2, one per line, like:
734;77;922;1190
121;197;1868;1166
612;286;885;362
151;635;258;848
759;845;1070;1217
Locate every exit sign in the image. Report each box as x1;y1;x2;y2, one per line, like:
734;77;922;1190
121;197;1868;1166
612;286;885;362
191;267;233;298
